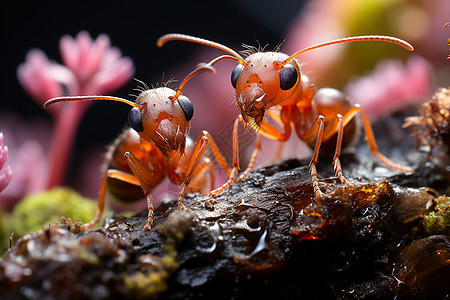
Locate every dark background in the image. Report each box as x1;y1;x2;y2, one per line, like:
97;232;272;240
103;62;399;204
1;0;305;136
0;0;305;185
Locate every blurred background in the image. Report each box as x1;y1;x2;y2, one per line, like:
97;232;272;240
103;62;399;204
0;0;448;218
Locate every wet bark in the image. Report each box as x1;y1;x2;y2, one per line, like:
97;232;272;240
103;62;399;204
1;106;449;299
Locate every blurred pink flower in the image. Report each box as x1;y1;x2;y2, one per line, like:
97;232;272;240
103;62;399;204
284;0;449;89
0;132;12;194
17;50;77;110
0;115;50;211
345;56;433;120
15;31;134;191
59;31;134;95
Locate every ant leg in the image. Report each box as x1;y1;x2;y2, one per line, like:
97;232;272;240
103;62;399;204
209;117;240;197
258;118;292;141
327;114;354;186
185;159;214;194
82;169;141;230
179;128;235;201
236;108;288;181
263;109;287;163
124;152;162;230
357;105;413;172
238;133;262;182
301;116;327;199
323;104;413;172
183;131;232;179
198;131;232;177
178;136;209;206
265;107;283;125
207;160;216;192
242;113;291;173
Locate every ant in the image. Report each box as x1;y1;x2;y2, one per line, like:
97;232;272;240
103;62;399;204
157;33;414;199
44;64;235;230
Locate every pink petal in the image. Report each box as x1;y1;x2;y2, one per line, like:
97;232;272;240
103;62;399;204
0;145;7;170
87;33;110;73
0;165;12;192
345;56;433;120
405;56;433;99
0;132;12;193
60;34;78;72
83;57;134;94
60;31;132;93
101;47;122;67
0;133;7;169
75;31;94;82
48;63;80;96
17;49;66;105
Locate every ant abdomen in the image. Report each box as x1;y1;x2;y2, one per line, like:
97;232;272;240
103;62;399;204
313;88;359;155
105;129;163;203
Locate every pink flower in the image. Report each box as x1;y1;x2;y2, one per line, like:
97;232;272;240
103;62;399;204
0;114;52;211
59;31;134;95
17;50;77;110
284;0;447;90
17;31;134;114
16;31;134;190
345;56;433;120
0;132;12;194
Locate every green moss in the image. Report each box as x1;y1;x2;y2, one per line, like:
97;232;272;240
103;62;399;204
124;241;179;299
0;208;12;257
123;212;192;299
423;195;450;235
124;270;170;299
0;187;100;256
11;187;98;237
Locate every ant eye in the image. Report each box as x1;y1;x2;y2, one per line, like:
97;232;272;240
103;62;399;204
177;95;194;121
128;107;144;132
279;64;298;90
231;64;244;89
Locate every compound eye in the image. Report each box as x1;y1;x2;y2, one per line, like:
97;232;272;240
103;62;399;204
231;64;244;89
128;107;144;132
177;95;194;121
279;64;298;90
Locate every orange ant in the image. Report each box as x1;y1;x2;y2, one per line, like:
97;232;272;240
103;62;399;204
44;65;234;230
157;34;415;199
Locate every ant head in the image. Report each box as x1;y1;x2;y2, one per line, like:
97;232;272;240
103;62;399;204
43;64;214;157
232;52;301;129
131;87;193;156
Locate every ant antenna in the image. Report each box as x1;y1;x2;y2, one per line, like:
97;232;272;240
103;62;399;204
278;35;414;68
43;95;144;109
170;63;216;102
157;33;247;66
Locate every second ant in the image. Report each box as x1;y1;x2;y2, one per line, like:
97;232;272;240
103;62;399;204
158;33;415;199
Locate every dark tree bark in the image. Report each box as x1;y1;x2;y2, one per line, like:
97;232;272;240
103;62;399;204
1;106;449;299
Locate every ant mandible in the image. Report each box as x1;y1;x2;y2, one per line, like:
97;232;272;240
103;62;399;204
44;64;235;230
157;33;414;199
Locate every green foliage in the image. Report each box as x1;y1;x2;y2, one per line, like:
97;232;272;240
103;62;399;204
0;187;98;255
123;210;195;299
423;195;450;235
123;246;179;299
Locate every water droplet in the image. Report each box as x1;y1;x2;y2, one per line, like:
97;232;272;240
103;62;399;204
232;220;261;232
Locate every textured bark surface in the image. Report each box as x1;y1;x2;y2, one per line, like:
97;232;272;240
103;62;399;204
1;107;449;299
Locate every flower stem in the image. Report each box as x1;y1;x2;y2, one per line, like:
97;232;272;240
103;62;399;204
46;102;87;188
